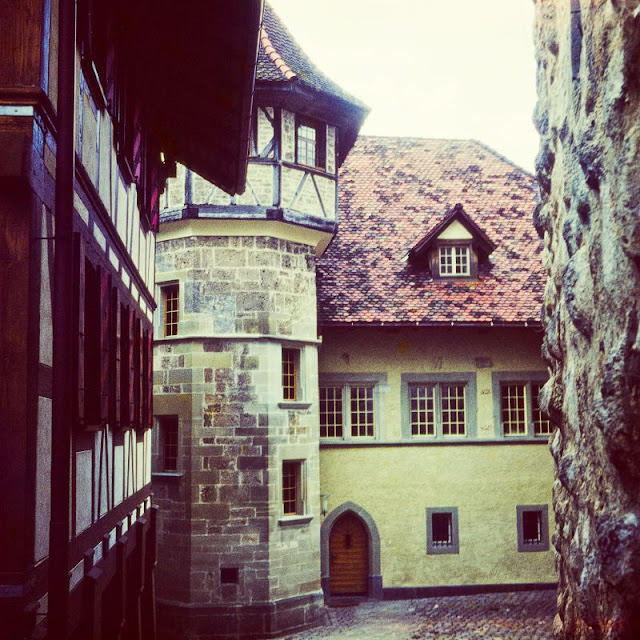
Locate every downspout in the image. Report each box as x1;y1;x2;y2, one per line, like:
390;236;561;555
48;0;76;636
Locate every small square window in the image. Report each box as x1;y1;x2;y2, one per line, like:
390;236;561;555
516;505;549;552
426;507;459;554
282;460;306;516
161;284;179;337
220;567;239;584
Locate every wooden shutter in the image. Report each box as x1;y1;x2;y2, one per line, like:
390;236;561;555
84;258;101;428
110;286;120;427
99;270;111;423
133;316;141;429
127;307;136;426
73;233;85;428
119;305;130;427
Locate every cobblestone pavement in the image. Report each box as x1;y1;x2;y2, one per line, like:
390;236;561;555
282;590;556;639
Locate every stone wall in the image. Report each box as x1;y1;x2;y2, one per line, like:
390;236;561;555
153;230;324;638
534;1;640;638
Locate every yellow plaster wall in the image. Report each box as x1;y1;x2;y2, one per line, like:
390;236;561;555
318;326;555;587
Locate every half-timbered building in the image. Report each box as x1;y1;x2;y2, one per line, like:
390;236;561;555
0;2;262;637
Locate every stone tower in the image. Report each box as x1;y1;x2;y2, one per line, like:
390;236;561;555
151;5;367;638
534;1;640;638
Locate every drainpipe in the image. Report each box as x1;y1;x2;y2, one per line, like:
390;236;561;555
48;0;76;637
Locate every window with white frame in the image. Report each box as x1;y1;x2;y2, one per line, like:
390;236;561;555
426;507;459;554
516;504;549;552
492;373;553;439
438;245;470;276
319;374;385;440
402;373;477;439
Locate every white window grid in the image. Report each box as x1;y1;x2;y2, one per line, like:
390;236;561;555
501;383;527;436
439;245;470;276
409;383;467;437
319;380;381;440
320;386;343;438
297;124;316;166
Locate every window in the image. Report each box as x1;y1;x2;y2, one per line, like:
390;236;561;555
532;382;553;436
296;118;325;169
319;375;384;440
282;348;299;401
162;283;179;337
320;386;343;438
439;245;470;276
426;507;459;554
492;373;553;439
282;460;305;516
402;374;476;439
516;505;549;552
155;415;179;471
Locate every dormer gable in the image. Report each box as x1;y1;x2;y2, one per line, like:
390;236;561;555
408;203;497;278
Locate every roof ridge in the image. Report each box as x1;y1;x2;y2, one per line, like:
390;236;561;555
259;25;296;81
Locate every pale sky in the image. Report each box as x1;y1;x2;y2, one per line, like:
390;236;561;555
268;0;540;173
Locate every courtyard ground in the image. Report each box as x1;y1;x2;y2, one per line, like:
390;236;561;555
282;589;556;639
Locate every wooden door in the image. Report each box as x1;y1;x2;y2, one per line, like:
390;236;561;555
329;513;368;595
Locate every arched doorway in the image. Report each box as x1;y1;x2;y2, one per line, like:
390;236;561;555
329;512;368;595
320;501;383;600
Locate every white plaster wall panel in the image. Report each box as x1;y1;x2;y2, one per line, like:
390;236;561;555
291;174;323;217
113;443;124;506
256;107;274;156
98;112;111;207
315;176;336;219
75;449;93;533
34;397;52;562
81;92;98;185
127;431;136;496
239;164;273;206
326;126;336;175
132;206;140;271
116;176;128;246
281;110;295;162
137;440;144;489
144;428;151;484
166;163;187;209
438;220;473;240
147;238;156;294
39;204;53;366
281;167;304;209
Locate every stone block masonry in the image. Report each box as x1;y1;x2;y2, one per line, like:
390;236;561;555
534;2;640;638
154;230;324;639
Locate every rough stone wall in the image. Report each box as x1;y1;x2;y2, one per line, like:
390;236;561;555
534;1;640;638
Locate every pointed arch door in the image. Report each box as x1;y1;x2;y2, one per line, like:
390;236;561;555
329;513;369;595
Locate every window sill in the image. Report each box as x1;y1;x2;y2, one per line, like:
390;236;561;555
278;514;313;527
152;471;184;480
278;401;312;410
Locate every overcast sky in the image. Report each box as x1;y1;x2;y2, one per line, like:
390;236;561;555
268;0;540;173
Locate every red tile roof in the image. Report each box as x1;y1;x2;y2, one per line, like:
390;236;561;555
317;136;543;327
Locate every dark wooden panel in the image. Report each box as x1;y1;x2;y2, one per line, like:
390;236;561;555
0;0;44;87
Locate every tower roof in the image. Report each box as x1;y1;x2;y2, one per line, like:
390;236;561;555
256;3;368;166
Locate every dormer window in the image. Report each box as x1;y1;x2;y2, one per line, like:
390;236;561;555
439;245;470;277
296;118;326;170
407;204;496;281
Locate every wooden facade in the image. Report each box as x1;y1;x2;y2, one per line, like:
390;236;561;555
0;1;262;638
